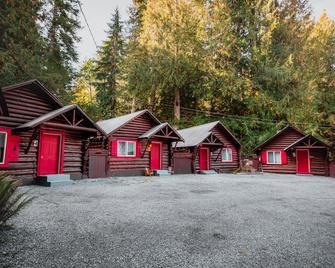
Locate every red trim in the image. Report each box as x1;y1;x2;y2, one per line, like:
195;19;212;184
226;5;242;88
116;138;137;158
0;128;11;168
266;150;282;165
221;147;233;162
150;141;162;170
37;130;65;176
296;149;310;174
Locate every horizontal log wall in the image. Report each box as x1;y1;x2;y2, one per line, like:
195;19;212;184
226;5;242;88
259;128;329;175
108;113;170;176
0;86;90;184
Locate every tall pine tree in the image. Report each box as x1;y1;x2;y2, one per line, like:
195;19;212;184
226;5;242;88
44;0;81;100
95;8;125;118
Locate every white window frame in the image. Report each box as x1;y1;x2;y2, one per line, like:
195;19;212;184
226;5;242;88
117;140;136;157
222;148;233;162
0;131;8;165
267;151;281;164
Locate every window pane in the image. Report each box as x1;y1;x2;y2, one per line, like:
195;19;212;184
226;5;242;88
0;132;7;164
118;142;127;156
275;152;281;163
268;152;274;163
222;149;227;160
228;149;232;161
127;142;135;156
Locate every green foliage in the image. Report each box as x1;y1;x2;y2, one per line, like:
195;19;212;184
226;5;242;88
95;8;125;118
0;0;81;100
0;172;34;228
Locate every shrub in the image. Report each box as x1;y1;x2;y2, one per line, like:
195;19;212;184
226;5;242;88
0;171;34;228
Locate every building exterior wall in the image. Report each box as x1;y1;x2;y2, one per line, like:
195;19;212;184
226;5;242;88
173;124;240;174
257;127;329;176
0;86;90;184
107;113;171;176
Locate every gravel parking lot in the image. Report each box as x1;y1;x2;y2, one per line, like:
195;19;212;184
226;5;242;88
1;173;335;268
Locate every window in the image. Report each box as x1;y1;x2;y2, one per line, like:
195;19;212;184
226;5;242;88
267;151;281;164
0;132;8;164
117;140;136;157
222;148;233;162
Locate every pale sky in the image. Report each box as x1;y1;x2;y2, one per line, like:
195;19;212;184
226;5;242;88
76;0;335;65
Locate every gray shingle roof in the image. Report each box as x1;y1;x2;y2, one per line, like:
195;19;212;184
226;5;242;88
96;109;160;136
174;121;240;148
175;121;219;147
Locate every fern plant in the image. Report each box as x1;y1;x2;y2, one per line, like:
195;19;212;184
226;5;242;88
0;171;34;228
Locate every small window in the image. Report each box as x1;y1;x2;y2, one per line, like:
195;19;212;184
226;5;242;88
0;132;8;164
267;151;281;164
222;148;233;162
117;141;136;157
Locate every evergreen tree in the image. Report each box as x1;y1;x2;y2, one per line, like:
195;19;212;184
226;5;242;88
95;8;125;118
72;59;98;120
44;0;81;100
0;0;46;86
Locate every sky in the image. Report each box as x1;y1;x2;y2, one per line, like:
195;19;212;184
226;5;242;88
76;0;335;65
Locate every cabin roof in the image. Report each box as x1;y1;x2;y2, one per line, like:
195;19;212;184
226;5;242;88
175;121;240;148
96;109;161;136
14;104;106;134
139;122;184;141
2;79;63;108
254;125;306;151
284;134;330;151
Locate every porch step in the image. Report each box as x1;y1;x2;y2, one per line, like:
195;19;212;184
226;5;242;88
154;170;171;176
35;174;74;187
200;170;218;175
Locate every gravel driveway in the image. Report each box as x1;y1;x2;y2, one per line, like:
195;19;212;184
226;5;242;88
1;173;335;267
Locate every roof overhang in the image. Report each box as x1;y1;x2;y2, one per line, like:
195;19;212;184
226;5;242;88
14;104;106;136
139;122;184;141
284;134;330;151
254;124;306;151
198;132;224;147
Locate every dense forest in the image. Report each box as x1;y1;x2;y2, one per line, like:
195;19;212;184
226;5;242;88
1;0;334;154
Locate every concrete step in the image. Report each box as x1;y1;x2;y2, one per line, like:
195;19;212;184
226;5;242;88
200;170;218;175
154;170;171;176
35;174;74;187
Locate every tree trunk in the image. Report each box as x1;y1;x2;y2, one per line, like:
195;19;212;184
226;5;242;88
131;98;137;113
174;88;181;121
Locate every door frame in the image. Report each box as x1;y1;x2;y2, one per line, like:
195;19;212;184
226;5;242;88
37;130;65;176
296;149;310;174
150;141;162;170
199;147;210;171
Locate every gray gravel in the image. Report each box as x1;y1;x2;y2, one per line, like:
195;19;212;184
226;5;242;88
1;173;335;268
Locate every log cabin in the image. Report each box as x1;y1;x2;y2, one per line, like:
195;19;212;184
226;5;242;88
0;80;105;185
254;125;330;176
96;110;184;176
173;121;241;174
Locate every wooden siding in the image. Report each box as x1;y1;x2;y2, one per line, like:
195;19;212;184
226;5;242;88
108;113;171;176
0;86;91;184
210;125;240;172
258;127;329;175
173;124;240;173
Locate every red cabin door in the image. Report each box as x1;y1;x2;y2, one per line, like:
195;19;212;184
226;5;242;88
296;149;310;174
150;142;161;170
199;148;209;171
38;131;64;176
